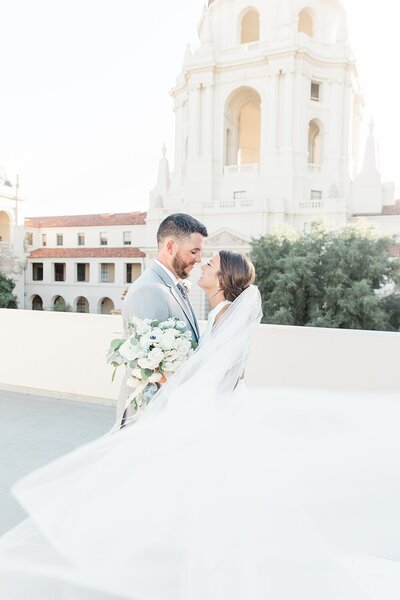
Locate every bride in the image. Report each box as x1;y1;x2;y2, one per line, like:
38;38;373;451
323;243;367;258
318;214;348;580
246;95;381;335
0;250;400;599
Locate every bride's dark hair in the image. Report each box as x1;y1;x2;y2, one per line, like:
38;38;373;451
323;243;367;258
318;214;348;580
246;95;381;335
218;250;255;302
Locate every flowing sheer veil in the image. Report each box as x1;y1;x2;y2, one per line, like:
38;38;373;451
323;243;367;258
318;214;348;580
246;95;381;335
148;284;263;411
2;285;400;600
1;286;262;575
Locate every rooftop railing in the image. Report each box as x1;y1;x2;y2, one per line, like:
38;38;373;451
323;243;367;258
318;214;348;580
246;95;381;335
0;309;399;404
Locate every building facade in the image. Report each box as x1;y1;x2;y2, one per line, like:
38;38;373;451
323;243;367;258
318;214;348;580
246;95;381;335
1;0;400;317
24;213;146;314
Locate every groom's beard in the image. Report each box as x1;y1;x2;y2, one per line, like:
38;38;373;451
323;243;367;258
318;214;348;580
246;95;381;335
172;254;194;279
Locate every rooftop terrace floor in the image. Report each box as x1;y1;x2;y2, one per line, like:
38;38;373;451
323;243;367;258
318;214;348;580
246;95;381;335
0;390;114;535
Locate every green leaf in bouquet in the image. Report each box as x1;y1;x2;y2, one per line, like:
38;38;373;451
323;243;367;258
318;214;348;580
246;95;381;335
141;368;153;379
110;338;124;351
111;367;118;382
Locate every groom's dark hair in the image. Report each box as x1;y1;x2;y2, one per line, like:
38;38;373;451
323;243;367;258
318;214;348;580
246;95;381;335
157;213;208;246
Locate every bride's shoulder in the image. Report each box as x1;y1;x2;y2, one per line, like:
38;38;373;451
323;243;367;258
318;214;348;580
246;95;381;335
213;301;232;326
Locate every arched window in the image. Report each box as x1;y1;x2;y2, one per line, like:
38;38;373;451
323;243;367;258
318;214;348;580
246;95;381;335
52;295;70;312
100;297;114;315
298;9;314;37
76;296;89;313
240;9;260;44
32;295;43;311
0;211;11;244
224;87;261;166
308;119;322;165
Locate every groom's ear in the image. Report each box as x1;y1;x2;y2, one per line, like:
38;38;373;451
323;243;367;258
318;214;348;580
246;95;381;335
165;239;176;254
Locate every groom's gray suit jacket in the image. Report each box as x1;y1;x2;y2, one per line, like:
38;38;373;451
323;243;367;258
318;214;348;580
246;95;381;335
122;261;199;342
113;261;200;430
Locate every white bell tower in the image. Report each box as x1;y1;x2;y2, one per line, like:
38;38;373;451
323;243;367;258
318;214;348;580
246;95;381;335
146;0;394;242
148;0;391;237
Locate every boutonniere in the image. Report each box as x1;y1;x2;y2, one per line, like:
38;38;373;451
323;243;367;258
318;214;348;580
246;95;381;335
180;279;192;295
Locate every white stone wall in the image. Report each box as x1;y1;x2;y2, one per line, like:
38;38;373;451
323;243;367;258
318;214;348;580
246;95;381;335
0;309;398;403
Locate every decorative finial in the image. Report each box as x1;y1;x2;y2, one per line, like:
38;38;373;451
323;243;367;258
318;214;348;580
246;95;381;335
184;44;192;66
369;118;375;137
162;143;167;158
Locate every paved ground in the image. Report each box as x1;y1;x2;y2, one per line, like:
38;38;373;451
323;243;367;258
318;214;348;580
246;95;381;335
0;390;115;535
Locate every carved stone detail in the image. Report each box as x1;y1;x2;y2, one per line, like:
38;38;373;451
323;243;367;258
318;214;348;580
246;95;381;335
206;230;249;247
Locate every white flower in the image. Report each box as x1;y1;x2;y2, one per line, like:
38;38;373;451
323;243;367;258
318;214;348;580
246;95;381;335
132;368;143;380
165;318;178;328
149;372;163;383
147;348;164;367
163;361;176;372
165;349;179;361
160;332;176;351
136;321;152;335
127;376;141;388
184;330;193;340
180;280;192;294
119;340;140;361
176;338;191;354
176;320;186;330
139;334;152;350
137;348;164;371
138;357;151;369
147;327;163;344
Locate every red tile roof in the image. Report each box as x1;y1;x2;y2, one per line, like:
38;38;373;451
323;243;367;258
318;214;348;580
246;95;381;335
352;200;400;218
25;212;147;228
29;248;145;259
382;201;400;216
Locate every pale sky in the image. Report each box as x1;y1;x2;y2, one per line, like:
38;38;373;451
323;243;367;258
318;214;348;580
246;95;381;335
0;0;398;217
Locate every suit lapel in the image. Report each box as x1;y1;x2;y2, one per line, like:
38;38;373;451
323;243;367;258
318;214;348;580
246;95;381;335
150;262;199;342
186;294;200;340
168;285;199;341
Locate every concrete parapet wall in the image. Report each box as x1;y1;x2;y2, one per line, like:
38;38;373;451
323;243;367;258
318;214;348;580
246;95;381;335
0;309;399;404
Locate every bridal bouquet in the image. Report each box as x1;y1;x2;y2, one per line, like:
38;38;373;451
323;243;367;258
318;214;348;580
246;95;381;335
107;317;196;413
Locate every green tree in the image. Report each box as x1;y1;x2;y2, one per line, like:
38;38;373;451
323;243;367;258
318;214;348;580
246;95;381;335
251;227;400;331
0;272;18;309
52;299;72;312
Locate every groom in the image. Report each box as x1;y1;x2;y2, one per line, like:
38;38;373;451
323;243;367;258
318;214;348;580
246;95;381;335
114;213;208;429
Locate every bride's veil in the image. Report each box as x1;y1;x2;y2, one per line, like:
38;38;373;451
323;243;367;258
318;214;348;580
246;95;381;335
147;284;263;412
5;285;262;573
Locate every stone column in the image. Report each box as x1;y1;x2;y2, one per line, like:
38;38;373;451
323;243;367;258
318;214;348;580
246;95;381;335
327;79;340;174
203;82;214;158
173;100;184;179
265;72;276;152
188;83;201;159
341;76;352;177
283;70;295;149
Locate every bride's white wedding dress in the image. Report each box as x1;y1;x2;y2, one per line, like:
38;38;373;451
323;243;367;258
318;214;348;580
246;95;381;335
1;286;400;599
